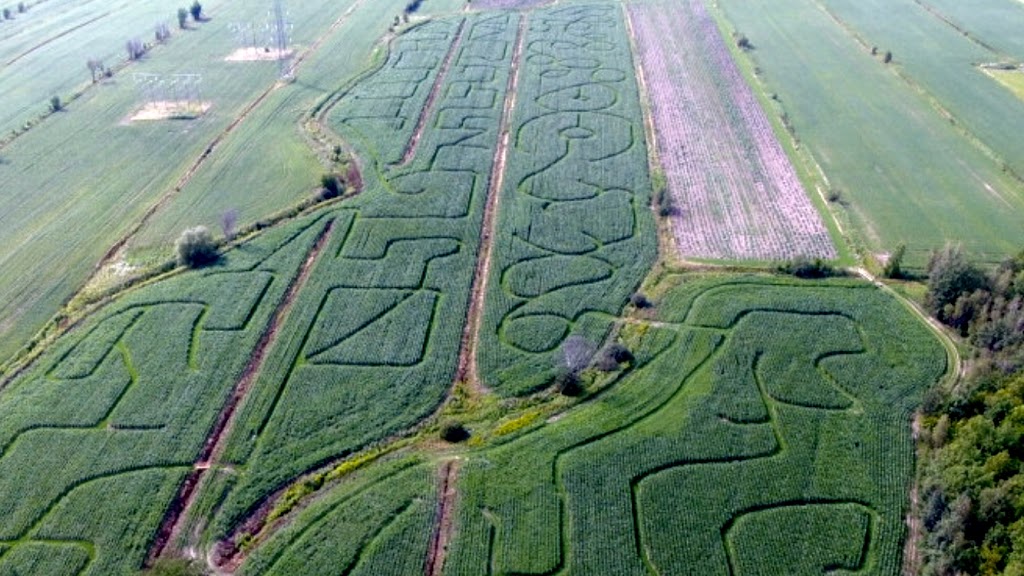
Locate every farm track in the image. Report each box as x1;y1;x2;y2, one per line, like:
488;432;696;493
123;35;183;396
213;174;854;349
87;0;369;292
454;13;527;392
147;220;336;565
397;19;467;167
426;459;460;576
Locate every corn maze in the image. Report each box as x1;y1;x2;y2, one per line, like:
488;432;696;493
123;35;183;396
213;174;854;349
629;0;836;261
0;1;949;574
0;216;327;575
235;275;944;575
211;11;522;541
478;4;657;395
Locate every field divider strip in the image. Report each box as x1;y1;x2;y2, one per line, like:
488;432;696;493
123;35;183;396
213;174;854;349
397;18;467;167
454;12;527;391
622;4;672;262
146;219;336;566
426;459;460;576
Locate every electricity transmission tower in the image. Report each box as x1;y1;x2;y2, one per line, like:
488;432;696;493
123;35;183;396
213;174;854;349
269;0;293;79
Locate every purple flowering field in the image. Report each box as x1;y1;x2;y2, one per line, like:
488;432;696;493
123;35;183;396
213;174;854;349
629;0;836;261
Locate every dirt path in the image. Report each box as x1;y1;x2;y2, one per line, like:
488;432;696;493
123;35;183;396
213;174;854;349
397;19;467;167
454;14;527;392
426;459;460;576
147;219;335;565
88;0;368;285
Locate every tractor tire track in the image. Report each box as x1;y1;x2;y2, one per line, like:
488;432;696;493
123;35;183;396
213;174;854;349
4;11;112;68
147;219;335;565
454;13;527;391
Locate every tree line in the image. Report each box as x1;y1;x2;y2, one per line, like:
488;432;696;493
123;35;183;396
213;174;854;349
918;245;1024;576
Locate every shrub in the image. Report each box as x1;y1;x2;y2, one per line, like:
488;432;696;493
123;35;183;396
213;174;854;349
553;371;583;396
630;292;652;309
175;226;218;267
440;421;469;443
596;343;633;372
220;209;238;241
155;22;171;43
319;173;341;200
882;243;906;279
777;256;837;279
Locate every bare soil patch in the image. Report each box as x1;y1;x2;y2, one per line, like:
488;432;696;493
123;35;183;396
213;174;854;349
224;47;294;62
128;101;211;122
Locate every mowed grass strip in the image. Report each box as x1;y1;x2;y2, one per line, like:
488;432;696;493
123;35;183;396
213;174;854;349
715;0;1024;268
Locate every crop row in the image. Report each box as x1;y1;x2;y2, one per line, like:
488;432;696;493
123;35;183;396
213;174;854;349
478;4;657;395
629;0;835;261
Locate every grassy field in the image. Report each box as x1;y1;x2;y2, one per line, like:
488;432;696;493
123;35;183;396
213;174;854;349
816;0;1024;177
714;0;1024;269
239;273;945;575
0;0;170;136
915;0;1024;60
984;67;1024;102
477;4;657;395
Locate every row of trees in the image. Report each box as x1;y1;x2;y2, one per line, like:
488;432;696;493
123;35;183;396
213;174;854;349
918;245;1024;576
